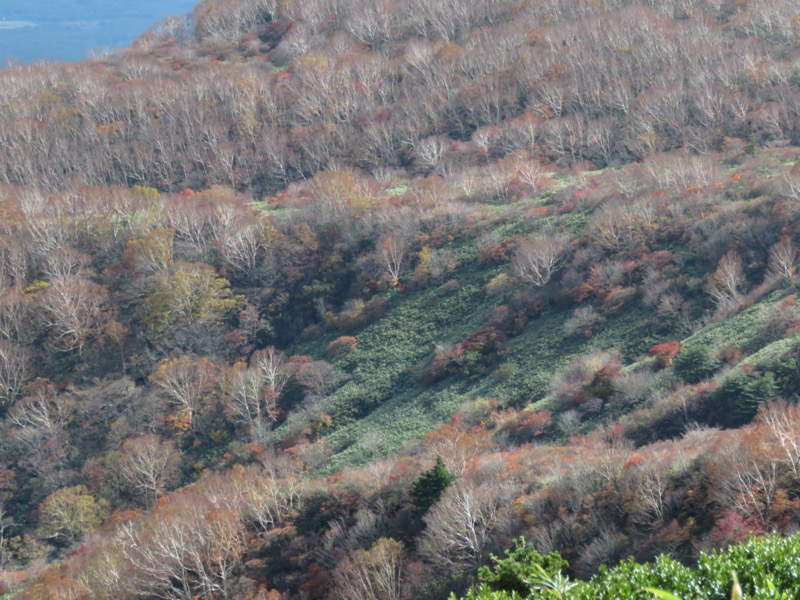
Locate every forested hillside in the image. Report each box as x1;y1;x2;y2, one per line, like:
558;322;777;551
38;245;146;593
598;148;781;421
3;0;800;597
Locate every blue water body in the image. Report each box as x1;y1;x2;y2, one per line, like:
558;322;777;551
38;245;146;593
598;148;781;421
0;0;198;65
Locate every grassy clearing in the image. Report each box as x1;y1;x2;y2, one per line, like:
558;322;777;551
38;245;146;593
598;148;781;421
285;196;796;470
306;267;671;469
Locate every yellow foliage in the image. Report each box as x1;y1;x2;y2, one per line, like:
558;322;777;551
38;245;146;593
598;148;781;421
142;263;243;334
417;246;432;265
297;55;330;72
347;195;383;215
131;185;160;203
23;280;50;295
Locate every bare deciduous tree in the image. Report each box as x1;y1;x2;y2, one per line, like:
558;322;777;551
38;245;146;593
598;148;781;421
223;361;276;441
713;431;780;526
413;136;448;174
331;537;405;600
419;479;519;573
376;231;409;285
629;458;672;526
707;250;745;310
150;356;218;432
118;434;182;506
0;340;30;413
38;275;110;355
510;235;569;288
238;461;301;532
252;346;291;397
759;401;800;476
0;289;35;344
767;236;796;281
589;200;658;251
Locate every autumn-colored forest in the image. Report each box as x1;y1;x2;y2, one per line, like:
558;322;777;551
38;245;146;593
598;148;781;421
4;0;800;597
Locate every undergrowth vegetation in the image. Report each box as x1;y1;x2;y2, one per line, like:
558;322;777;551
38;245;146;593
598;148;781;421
456;533;800;599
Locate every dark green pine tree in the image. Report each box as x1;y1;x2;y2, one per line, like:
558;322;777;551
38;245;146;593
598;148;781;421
410;455;457;515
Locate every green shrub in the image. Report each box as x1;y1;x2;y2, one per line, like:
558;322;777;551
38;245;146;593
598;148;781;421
712;370;779;426
673;344;720;383
478;537;569;596
452;533;800;599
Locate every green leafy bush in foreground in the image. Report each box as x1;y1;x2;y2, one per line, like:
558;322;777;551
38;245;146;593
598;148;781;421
453;533;800;599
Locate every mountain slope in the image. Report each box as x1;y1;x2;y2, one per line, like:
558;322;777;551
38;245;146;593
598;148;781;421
3;0;800;598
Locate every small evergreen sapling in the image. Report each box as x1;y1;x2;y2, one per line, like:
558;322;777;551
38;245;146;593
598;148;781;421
411;455;456;515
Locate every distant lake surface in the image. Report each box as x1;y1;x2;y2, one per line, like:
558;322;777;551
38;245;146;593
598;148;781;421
0;0;198;64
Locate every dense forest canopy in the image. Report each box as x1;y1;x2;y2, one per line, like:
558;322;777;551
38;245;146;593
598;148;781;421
2;0;800;598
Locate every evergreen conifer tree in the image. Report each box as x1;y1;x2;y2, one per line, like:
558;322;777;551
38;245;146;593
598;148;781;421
411;455;457;515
